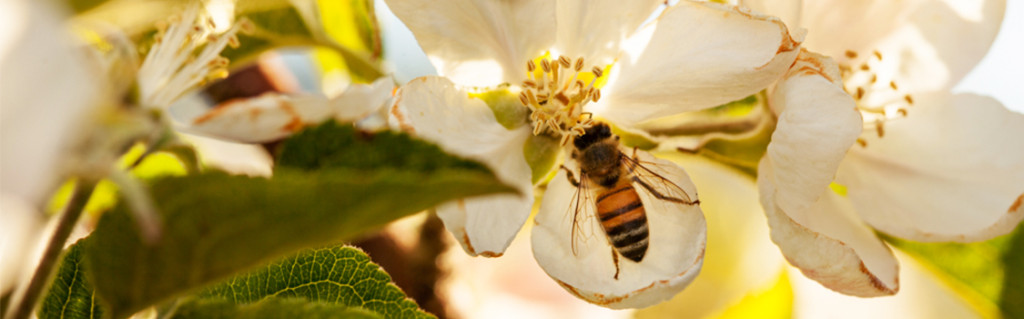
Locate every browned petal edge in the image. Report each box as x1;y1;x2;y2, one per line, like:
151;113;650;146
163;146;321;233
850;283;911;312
552;246;705;306
697;2;802;69
461;231;477;256
193;98;247;124
787;48;836;83
278;99;304;133
777;211;899;296
388;89;416;133
1010;193;1024;213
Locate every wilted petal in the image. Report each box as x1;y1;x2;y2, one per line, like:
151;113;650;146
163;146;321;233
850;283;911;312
839;93;1024;242
760;163;899;297
332;77;395;122
597;1;802;126
555;0;662;64
179;93;332;143
757;50;897;296
390;76;533;256
382;0;554;87
531;150;706;309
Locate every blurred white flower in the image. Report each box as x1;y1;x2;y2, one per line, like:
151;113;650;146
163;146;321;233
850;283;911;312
0;0;98;295
745;0;1024;296
385;0;803;308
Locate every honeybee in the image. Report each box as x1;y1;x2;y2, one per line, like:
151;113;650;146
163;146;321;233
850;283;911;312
559;121;700;279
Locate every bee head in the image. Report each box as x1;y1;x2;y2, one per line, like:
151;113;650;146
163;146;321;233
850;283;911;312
572;122;612;151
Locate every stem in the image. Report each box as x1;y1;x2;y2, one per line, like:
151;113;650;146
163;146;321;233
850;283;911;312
5;180;98;319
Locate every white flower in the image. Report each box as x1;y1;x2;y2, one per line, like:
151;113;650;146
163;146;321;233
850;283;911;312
385;0;803;307
0;0;98;295
745;0;1024;296
136;3;252;110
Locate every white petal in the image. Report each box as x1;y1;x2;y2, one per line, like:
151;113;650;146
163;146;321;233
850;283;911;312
1;0;98;205
839;93;1024;242
382;0;554;87
757;51;897;296
759;163;899;297
797;0;925;58
331;77;395;122
389;76;534;256
555;0;662;64
176;93;333;143
738;0;803;28
798;0;1003;92
531;150;706;309
597;1;803;126
762;50;862;213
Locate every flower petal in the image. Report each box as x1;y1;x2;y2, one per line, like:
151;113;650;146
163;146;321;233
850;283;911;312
759;163;899;297
177;93;332;143
382;0;554;86
1;0;98;205
795;0;1003;92
331;77;395;122
555;0;662;64
839;93;1024;242
738;0;803;28
597;1;802;126
762;50;862;212
531;150;706;309
389;76;534;256
757;50;897;296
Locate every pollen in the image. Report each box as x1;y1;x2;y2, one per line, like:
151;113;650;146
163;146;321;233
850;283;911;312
519;55;606;145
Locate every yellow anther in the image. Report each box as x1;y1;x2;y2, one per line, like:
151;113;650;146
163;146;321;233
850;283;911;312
575;58;584;71
860;63;870;71
889;81;898;90
541;59;551;73
875;120;885;137
592;66;603;78
856;87;865;100
873;50;883;60
845;50;858;58
856;138;867;147
527;60;536;72
904;94;914;105
559;56;571;68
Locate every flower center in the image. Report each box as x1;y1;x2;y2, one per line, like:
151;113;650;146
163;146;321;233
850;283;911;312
137;4;253;109
518;55;605;146
839;49;915;147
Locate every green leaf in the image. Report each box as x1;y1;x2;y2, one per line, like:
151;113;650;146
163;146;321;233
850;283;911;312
171;297;382;319
276;121;490;172
199;245;433;319
85;124;515;318
883;223;1024;319
227;1;383;81
39;240;103;319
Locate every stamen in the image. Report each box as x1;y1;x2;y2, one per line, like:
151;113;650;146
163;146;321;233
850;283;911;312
860;63;870;71
575;58;584;72
592;89;601;102
559;56;571;68
541;59;551;73
856;138;867;147
873;50;883;60
904;95;914;105
856;87;865;100
592;66;603;78
875;120;885;137
845;50;858;59
897;108;908;117
527;60;536;72
554;92;570;106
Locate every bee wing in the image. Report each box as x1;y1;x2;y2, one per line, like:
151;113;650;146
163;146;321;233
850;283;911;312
620;147;698;206
566;167;597;257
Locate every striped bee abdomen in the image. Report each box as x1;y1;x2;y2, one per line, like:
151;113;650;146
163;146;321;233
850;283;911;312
596;183;650;262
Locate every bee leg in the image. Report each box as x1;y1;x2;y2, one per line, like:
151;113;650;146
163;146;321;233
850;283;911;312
559;165;580;187
611;246;621;280
633;176;700;205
